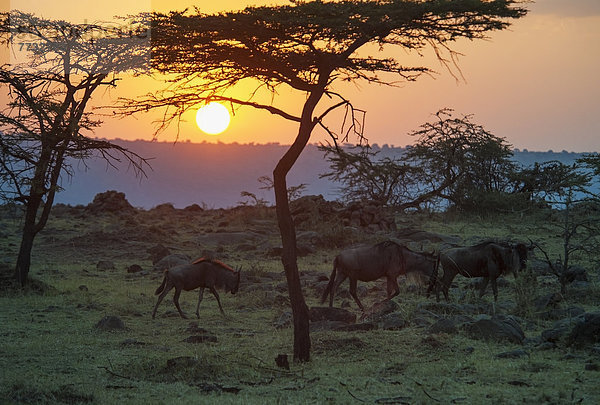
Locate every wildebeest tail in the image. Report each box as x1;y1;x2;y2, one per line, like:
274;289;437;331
155;271;168;295
321;258;338;304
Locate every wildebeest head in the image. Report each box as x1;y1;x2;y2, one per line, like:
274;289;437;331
515;243;528;270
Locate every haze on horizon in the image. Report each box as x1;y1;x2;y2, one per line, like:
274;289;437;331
5;0;600;152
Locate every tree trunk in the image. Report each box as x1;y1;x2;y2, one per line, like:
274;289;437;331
273;87;325;362
14;197;42;286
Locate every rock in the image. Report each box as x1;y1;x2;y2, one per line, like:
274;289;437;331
86;190;134;214
96;260;115;271
360;300;399;322
463;315;525;344
496;349;529;359
566;312;600;348
127;264;143;273
153;254;191;272
309;307;356;324
380;313;408;331
534;292;563;311
94;315;126;331
275;354;289;370
539;306;585;321
562;266;588;284
274;311;292;329
147;244;171;264
183;334;218;343
429;318;459;334
184;203;204;212
335;322;377;332
541;315;585;344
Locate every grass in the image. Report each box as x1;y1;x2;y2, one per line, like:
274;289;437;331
1;205;600;404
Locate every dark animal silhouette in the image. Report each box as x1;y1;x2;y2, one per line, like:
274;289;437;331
433;242;530;301
402;246;441;294
321;241;436;311
152;258;241;319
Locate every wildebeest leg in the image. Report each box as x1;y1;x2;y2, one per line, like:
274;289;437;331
152;282;173;319
173;288;187;319
329;273;348;307
386;276;399;300
479;277;489;298
209;286;225;315
348;278;365;311
490;277;498;301
439;268;456;302
195;288;205;319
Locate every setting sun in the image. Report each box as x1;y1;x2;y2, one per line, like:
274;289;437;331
196;102;231;135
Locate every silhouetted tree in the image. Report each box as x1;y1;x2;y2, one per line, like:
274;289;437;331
122;0;527;361
528;161;599;292
0;12;149;285
321;109;517;211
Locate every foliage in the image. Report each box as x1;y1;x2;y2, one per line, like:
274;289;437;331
0;12;150;285
321;109;519;212
319;143;421;207
404;109;517;211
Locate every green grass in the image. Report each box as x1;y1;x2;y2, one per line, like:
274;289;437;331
1;206;599;404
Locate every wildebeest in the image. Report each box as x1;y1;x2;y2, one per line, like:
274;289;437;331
433;241;530;301
321;241;438;311
152;258;241;319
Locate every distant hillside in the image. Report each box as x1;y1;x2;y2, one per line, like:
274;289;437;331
55;140;594;209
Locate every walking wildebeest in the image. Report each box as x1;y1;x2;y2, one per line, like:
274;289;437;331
152;258;241;319
433;241;530;302
321;241;438;311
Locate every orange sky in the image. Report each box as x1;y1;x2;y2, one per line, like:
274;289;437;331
5;0;600;152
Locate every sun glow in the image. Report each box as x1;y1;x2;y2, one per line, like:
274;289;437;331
196;102;231;135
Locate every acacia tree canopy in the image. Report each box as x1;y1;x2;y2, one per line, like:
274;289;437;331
123;0;527;362
0;11;150;285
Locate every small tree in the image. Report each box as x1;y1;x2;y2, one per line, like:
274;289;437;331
405;109;516;211
528;161;599;292
122;1;527;361
319;143;421;207
321;109;517;211
0;12;149;285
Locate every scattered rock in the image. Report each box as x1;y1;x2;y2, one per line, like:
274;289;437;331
429;318;459;334
566;312;600;348
183;334;218;343
360;300;399;322
96;260;115;271
496;349;529;359
153;254;191;272
274;311;292;329
120;338;147;347
86;190;134;214
380;313;408;331
275;354;290;370
534;292;563;311
127;264;143;273
463;315;525;344
94;315;126;331
309;306;356;324
147;244;171;264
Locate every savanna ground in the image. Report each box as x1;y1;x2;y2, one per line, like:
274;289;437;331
1;198;599;404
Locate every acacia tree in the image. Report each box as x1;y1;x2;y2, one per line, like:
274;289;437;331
0;12;149;285
124;0;526;361
321;109;517;211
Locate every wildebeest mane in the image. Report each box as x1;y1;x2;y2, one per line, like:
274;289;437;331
192;257;236;272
